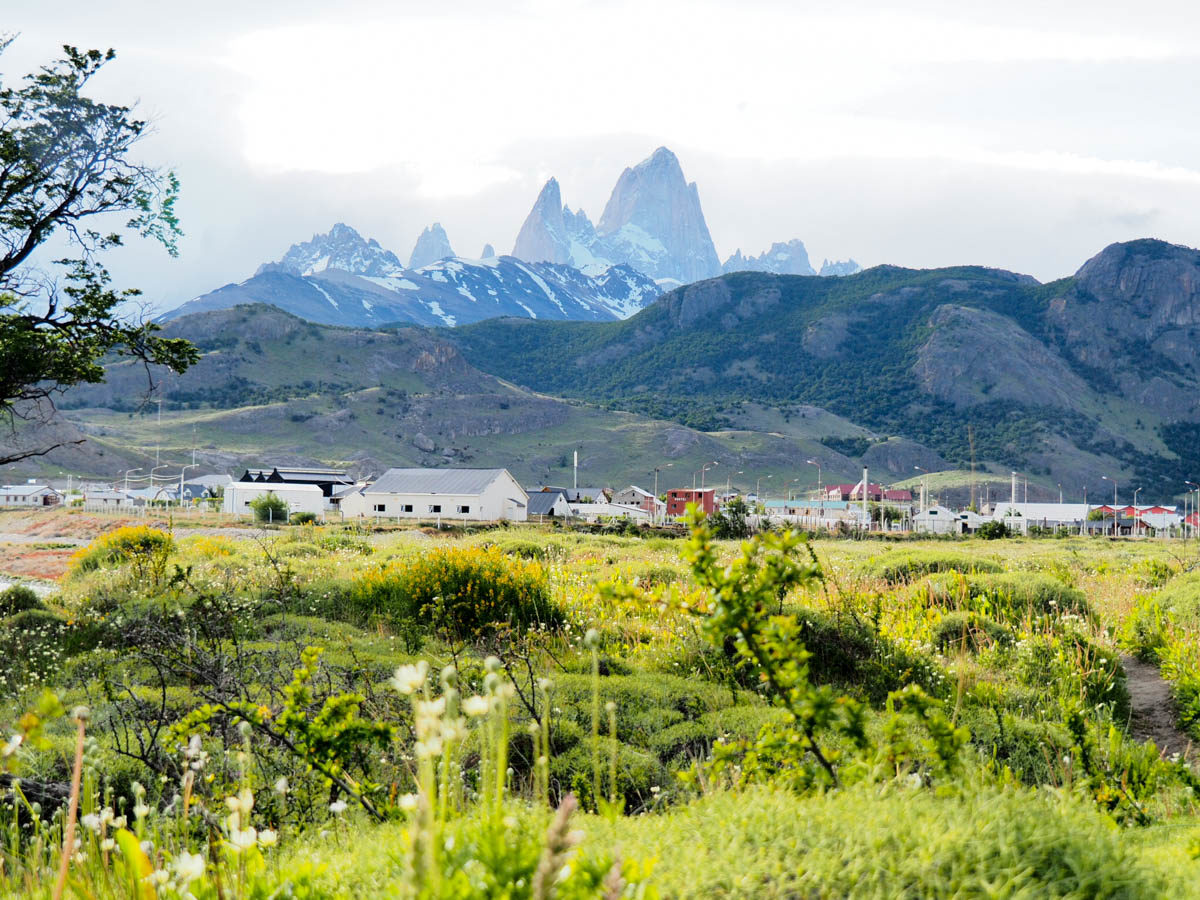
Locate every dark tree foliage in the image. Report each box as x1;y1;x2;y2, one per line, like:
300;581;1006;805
0;40;198;464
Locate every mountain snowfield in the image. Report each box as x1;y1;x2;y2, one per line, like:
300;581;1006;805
162;146;858;328
164;223;661;328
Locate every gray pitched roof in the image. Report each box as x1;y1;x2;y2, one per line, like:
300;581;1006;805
527;492;565;515
369;468;517;496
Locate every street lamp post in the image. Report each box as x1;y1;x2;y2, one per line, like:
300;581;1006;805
807;459;823;530
179;464;199;508
653;464;672;526
756;474;773;514
700;460;717;491
914;465;928;514
1102;475;1117;535
123;467;143;492
1187;482;1199;539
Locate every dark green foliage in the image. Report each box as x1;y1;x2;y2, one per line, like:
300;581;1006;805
551;742;670;813
975;520;1010;540
289;510;318;525
709;496;751;539
0;42;196;463
865;550;1002;584
550;672;735;747
249;491;289;523
0;584;43;615
648;706;789;762
788;607;949;703
932;612;1013;654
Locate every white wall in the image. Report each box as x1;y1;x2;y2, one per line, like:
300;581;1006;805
349;471;528;522
223;482;325;518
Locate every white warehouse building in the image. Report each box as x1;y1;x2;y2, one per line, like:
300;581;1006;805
223;482;326;519
341;468;528;522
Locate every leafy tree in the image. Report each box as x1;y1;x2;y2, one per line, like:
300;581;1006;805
0;40;197;464
249;491;289;523
710;495;752;539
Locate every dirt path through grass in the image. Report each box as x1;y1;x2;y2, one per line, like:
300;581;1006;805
1122;655;1193;760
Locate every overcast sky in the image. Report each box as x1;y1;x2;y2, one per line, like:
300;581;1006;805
6;0;1200;310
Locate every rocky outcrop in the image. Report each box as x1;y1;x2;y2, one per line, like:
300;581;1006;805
596;147;721;284
408;223;455;270
1046;239;1200;419
512;179;571;265
914;304;1091;411
480;243;496;259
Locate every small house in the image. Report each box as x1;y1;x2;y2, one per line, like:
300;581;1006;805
343;468;528;522
0;484;62;507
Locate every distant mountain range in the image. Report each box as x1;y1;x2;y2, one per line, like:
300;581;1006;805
164;223;661;328
161;147;858;329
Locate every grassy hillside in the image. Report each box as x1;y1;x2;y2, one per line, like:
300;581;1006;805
451;256;1200;498
45;304;867;490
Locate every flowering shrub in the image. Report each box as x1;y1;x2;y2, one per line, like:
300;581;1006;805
352;545;563;643
68;525;175;586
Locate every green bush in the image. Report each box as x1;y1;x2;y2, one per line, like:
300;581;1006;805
649;706;789;762
1122;594;1169;662
1155;571;1200;627
550;741;670;813
975;520;1010;539
350;545;563;644
249;491;289;523
290;510;318;525
0;584;43;615
932;612;1013;654
489;537;550;560
275;541;323;558
550;672;735;747
319;532;374;555
1012;631;1129;723
923;572;1091;623
865;550;1002;584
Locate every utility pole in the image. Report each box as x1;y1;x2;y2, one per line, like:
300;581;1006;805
914;465;928;514
573;450;578;492
1058;483;1063;505
155;398;163;467
124;467;143;492
861;465;869;532
179;465;198;507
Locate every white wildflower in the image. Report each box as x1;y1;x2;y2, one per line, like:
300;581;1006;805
462;696;490;718
391;661;429;695
172;850;206;883
329;800;348;816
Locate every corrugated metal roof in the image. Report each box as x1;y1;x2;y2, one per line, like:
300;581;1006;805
369;468;516;497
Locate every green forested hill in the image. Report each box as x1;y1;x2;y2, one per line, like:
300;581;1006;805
451;241;1200;498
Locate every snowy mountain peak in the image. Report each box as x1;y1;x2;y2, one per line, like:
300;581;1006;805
481;243;496;259
818;258;862;277
265;223;405;278
512;178;570;265
595;147;721;284
512;148;721;285
409;223;456;269
723;239;816;276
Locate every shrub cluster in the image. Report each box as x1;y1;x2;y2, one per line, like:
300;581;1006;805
922;572;1091;623
68;525;175;583
865;550;1002;584
351;545;563;643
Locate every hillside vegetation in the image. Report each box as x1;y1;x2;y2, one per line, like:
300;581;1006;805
4;509;1200;895
452;240;1200;498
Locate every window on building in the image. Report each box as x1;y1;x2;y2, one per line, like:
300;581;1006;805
457;505;471;514
429;504;442;514
402;504;413;513
374;504;387;513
